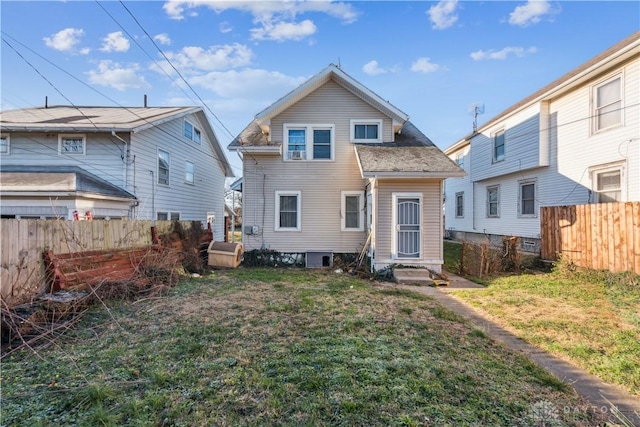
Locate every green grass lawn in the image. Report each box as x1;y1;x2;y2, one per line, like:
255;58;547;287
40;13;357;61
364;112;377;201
1;268;606;426
443;242;640;398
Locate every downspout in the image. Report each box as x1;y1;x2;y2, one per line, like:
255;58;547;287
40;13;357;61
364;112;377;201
371;175;378;273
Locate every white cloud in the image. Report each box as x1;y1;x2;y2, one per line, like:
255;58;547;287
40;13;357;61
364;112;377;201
250;19;317;42
362;60;388;76
43;28;88;54
153;33;172;45
162;43;253;72
100;31;130;53
163;1;359;41
509;0;553;26
410;57;441;73
470;46;537;60
219;22;233;33
87;60;150;91
427;0;459;30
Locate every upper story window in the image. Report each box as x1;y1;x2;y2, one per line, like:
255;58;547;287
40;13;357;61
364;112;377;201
275;190;301;231
518;179;536;217
591;162;624;203
455;192;464;218
350;119;382;143
59;134;86;155
0;135;9;155
493;130;505;162
185;161;195;184
593;74;622;133
158;149;170;185
341;191;364;231
456;152;464;169
284;124;334;161
184;120;202;144
487;185;500;218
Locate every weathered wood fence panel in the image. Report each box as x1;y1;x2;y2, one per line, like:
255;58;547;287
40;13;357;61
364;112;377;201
541;202;640;274
0;219;200;303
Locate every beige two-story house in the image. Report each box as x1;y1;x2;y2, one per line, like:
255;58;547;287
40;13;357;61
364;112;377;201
229;64;463;272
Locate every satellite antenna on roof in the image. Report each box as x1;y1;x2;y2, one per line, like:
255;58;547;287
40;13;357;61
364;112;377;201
468;102;485;133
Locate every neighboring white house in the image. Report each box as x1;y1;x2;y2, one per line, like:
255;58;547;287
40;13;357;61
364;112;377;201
0;105;234;240
229;64;463;271
444;31;640;253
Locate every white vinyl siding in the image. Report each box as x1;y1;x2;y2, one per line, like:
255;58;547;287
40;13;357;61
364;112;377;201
58;134;86;155
593;74;622;133
341;191;364;231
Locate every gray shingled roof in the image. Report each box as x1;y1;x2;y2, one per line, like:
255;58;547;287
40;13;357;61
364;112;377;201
354;122;464;177
0;165;136;199
228;120;270;149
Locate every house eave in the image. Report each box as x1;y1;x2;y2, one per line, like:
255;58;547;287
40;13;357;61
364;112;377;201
361;171;466;179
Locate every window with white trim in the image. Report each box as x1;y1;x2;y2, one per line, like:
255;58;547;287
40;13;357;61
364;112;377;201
184;120;202;143
157;211;180;221
0;135;9;155
591;164;623;203
487;185;499;218
518;180;536;217
493;130;505;162
284;124;334;161
350;119;382;143
158;149;170;185
593;75;622;132
59;134;86;155
455;192;464;218
341;191;364;231
456;152;464;169
185;161;195;184
275;191;301;231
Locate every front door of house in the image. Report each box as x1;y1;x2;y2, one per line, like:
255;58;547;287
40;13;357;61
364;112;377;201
395;196;421;258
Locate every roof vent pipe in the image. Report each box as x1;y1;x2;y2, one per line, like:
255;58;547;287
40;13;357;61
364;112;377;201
45;96;48;108
144;94;147;108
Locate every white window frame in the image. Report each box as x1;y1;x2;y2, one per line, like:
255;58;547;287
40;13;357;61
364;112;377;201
518;179;537;218
184;120;202;144
486;185;500;218
350;119;383;143
592;73;623;134
275;190;301;231
341;191;365;232
0;134;9;155
590;162;625;203
456;152;464;169
185;161;195;184
58;134;86;155
455;192;464;218
283;124;334;161
157;211;181;221
158;149;170;186
492;129;505;163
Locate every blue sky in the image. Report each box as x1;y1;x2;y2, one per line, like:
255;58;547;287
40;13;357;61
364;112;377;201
1;1;638;176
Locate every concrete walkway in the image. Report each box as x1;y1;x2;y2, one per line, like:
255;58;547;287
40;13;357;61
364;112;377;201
380;274;640;425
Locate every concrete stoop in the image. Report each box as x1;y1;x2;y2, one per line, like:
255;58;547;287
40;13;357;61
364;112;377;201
393;268;436;286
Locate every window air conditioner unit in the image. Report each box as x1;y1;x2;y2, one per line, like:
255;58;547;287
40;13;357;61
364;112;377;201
290;150;303;160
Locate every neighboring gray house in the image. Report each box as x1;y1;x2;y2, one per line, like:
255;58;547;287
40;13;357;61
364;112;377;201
0;105;234;240
229;64;463;271
443;32;640;252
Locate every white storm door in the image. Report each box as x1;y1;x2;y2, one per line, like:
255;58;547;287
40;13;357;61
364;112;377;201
395;196;421;259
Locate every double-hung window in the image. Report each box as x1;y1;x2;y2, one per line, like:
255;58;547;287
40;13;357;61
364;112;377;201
158;149;170;185
487;186;500;218
493;130;505;162
284;124;334;161
275;191;301;231
591;164;623;203
341;191;364;231
350;119;382;143
0;135;9;155
456;152;464;169
518;180;536;217
185;161;195;184
455;192;464;218
593;75;622;132
59;134;86;155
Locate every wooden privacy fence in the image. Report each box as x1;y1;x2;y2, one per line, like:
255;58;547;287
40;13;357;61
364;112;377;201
540;202;640;274
0;219;201;303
